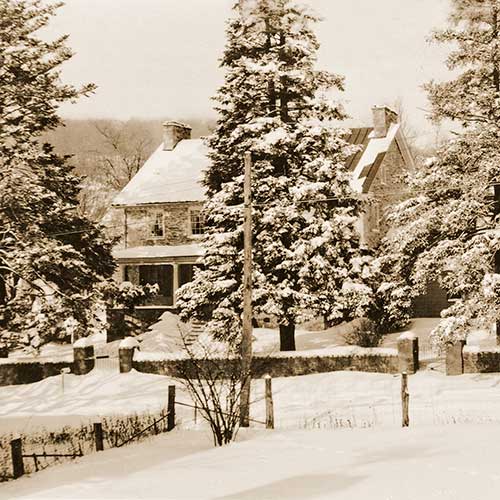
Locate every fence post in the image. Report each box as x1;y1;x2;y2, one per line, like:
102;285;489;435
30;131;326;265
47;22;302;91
264;374;274;430
73;338;95;375
119;337;140;373
167;385;176;431
94;422;104;451
397;333;419;374
401;372;409;427
10;437;24;479
446;340;465;376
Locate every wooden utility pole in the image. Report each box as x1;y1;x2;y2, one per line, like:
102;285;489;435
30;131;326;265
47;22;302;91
494;183;500;344
240;151;253;427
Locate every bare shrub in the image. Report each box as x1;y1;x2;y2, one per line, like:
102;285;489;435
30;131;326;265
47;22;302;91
177;327;251;446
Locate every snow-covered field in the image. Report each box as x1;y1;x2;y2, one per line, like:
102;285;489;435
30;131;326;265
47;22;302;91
2;423;500;500
3;368;500;435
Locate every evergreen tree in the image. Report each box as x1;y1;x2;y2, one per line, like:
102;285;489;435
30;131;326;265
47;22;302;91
382;0;500;345
0;0;118;348
177;0;362;350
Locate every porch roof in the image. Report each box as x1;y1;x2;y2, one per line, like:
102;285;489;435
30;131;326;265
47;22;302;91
113;244;203;261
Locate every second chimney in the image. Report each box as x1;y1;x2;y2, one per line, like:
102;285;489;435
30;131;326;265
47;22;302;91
371;106;398;138
163;121;192;151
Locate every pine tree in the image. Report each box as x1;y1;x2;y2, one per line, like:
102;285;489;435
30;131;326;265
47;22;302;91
177;0;362;350
382;0;500;345
0;0;118;349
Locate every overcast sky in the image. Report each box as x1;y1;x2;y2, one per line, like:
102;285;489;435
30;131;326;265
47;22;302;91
46;0;452;142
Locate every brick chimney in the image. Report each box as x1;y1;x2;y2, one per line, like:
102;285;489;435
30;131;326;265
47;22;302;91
371;106;398;138
162;121;191;151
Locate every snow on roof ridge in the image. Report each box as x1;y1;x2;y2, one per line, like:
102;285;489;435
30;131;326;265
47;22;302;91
350;122;400;193
113;243;204;260
162;120;192;129
112;139;209;206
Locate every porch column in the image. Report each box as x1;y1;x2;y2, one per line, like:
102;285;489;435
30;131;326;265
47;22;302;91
173;263;179;305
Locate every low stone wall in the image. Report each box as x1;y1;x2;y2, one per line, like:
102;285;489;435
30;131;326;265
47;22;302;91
444;344;500;375
0;358;73;387
132;346;402;379
463;346;500;374
0;342;94;387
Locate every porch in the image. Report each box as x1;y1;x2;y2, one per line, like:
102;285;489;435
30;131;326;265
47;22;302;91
113;244;203;308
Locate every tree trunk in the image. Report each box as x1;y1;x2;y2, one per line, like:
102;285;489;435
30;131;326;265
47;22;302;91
493;7;500;93
279;323;296;351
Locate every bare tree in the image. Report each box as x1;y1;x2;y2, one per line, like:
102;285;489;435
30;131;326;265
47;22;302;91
93;120;154;190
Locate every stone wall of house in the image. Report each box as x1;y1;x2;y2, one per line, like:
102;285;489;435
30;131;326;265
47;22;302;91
125;201;204;248
363;139;408;248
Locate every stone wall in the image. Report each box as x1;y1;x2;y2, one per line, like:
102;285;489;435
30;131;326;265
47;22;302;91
444;344;500;374
0;358;73;387
132;348;401;379
463;347;500;373
125;201;203;248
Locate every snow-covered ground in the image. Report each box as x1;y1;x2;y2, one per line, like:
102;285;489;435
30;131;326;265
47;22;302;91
3;367;500;434
4;315;446;361
2;423;500;499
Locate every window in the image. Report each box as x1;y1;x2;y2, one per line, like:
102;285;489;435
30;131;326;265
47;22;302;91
151;211;164;238
370;202;381;232
139;265;173;306
190;210;205;235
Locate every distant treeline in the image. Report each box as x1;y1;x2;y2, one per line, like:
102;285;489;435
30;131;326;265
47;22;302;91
42;118;216;220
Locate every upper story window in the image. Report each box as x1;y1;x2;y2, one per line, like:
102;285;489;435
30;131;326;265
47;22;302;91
190;209;205;235
151;211;164;238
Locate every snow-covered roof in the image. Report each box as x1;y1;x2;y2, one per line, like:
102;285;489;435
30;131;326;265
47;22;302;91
349;123;401;193
114;244;203;261
112;123;409;207
112;139;209;206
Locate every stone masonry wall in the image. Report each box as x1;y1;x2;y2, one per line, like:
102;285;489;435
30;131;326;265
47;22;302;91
125;201;204;248
364;139;408;248
133;350;401;379
0;359;73;386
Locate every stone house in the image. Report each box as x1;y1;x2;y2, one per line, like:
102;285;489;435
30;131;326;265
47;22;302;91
110;121;209;311
346;105;414;248
109;107;418;316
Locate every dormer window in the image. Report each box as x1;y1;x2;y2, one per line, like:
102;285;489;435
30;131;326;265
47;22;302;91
151;211;164;238
190;209;205;235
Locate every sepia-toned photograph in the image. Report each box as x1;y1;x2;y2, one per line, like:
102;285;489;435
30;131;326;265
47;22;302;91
1;0;500;498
